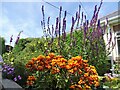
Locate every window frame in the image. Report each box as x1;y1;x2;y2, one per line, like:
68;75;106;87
116;31;120;57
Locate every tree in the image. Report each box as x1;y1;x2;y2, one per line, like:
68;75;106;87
0;37;6;55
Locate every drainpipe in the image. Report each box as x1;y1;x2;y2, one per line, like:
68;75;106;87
110;55;115;77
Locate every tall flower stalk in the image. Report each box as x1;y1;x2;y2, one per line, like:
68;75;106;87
41;0;115;75
15;31;23;45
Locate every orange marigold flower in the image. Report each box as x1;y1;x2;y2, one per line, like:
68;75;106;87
32;64;38;70
84;84;91;89
28;60;34;65
37;55;45;60
32;58;37;61
51;61;56;66
68;69;74;74
89;81;94;85
71;57;76;60
84;73;89;78
60;58;67;63
73;67;78;72
83;63;89;67
90;65;95;69
51;68;60;74
27;76;36;81
91;75;98;81
75;56;82;61
27;81;34;86
46;56;51;60
37;66;43;71
94;81;99;87
60;65;66;68
84;67;90;72
45;64;51;69
78;70;82;74
55;55;63;59
83;60;88;63
90;69;97;74
76;85;82;89
69;85;75;89
78;79;83;84
26;64;31;68
48;53;55;58
66;65;71;70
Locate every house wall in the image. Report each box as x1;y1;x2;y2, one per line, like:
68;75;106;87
103;24;120;61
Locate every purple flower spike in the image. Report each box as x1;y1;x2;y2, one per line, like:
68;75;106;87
15;31;23;44
82;12;84;20
42;5;46;30
52;25;54;35
97;19;100;28
79;5;81;13
64;11;67;18
94;5;97;16
87;20;89;26
84;15;86;21
72;17;74;25
55;17;59;37
42;5;44;12
106;17;108;24
47;17;51;35
60;6;62;11
15;36;20;44
10;35;13;43
81;12;84;25
75;12;78;20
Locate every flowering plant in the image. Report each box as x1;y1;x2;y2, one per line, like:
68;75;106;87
40;0;115;76
2;63;22;82
26;53;99;89
99;73;120;89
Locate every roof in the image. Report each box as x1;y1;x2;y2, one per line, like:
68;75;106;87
100;10;120;25
100;10;120;21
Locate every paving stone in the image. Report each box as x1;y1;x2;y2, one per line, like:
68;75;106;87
1;79;23;90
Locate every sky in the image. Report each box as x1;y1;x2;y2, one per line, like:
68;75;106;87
0;0;119;46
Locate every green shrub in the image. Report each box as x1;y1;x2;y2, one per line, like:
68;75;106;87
0;37;6;55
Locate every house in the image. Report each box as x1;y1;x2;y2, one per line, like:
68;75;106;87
100;10;120;77
5;45;13;52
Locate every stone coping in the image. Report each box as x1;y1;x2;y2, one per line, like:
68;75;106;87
0;79;23;90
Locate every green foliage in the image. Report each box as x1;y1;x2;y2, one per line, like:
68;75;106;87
2;38;46;87
0;37;6;55
3;38;45;64
100;76;120;89
44;29;109;75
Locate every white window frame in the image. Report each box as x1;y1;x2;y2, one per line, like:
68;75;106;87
116;31;120;57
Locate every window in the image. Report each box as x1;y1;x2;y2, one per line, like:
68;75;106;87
117;37;120;55
117;32;120;55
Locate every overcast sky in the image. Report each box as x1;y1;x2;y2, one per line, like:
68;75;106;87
0;0;119;46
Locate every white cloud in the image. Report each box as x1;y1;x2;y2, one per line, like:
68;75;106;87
0;2;47;47
1;15;28;46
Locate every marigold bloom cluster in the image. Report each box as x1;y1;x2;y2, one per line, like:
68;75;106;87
26;53;99;89
27;76;36;86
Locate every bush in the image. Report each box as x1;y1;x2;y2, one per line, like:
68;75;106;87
0;37;6;55
40;1;114;75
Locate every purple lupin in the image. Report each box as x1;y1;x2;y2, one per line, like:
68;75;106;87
15;31;23;44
